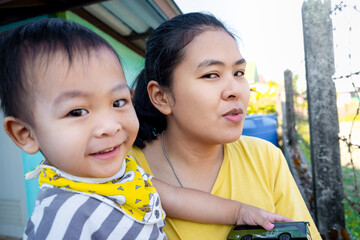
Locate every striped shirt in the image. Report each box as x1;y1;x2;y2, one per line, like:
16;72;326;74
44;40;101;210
23;187;167;240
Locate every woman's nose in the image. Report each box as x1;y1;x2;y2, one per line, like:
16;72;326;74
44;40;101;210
222;76;244;100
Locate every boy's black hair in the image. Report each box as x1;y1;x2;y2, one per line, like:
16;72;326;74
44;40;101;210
0;17;120;124
132;12;235;148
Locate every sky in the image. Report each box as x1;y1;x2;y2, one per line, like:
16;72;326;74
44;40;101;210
174;0;360;90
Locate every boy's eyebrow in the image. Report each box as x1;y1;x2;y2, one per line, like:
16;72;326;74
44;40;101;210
197;58;246;68
54;90;89;105
111;83;129;93
53;83;129;105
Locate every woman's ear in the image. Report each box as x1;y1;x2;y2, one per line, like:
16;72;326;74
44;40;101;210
147;80;172;115
3;117;40;154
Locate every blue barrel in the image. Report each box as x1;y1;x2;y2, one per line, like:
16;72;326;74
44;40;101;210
242;114;279;147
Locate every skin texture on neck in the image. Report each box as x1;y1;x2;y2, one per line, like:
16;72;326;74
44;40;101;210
143;133;224;192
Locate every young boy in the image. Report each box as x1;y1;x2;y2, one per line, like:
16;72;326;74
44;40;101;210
0;18;291;239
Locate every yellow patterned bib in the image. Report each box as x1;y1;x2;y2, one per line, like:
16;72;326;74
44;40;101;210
26;156;165;224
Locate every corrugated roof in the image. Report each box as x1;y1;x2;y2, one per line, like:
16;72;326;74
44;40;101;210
0;0;182;56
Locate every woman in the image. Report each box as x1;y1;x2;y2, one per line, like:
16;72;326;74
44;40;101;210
129;12;321;240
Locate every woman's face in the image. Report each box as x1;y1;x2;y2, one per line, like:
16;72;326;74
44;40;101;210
167;29;250;144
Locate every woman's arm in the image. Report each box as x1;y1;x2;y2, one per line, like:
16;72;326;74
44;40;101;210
152;178;292;230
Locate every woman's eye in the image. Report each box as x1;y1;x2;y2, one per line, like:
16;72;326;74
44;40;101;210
113;99;126;108
235;71;245;77
68;109;88;117
202;73;219;79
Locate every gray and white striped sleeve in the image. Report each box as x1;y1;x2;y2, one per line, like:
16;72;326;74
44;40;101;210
24;187;167;240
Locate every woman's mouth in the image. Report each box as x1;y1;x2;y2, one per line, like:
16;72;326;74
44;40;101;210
223;108;244;122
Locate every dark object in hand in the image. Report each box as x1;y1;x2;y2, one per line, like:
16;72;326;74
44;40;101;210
227;221;312;240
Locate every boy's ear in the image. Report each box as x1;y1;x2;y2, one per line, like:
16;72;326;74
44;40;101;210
3;117;40;154
147;80;172;115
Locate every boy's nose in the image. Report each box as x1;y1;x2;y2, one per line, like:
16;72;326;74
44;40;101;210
93;115;122;137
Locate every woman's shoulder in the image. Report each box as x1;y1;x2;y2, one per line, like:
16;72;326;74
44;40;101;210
230;135;280;150
127;146;153;174
127;145;142;158
226;136;283;163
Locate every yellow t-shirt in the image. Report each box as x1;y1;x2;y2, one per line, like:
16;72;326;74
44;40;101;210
128;136;321;240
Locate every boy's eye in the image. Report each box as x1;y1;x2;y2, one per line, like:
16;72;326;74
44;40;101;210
235;71;245;77
68;109;88;117
113;99;126;108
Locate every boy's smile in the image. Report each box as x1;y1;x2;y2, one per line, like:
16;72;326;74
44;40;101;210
90;146;120;160
28;49;139;178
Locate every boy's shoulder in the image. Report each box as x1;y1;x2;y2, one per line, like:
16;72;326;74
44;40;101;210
25;186;112;239
31;186;100;221
25;186;167;239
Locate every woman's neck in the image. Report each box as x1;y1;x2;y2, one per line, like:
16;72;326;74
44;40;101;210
144;128;224;192
162;129;223;167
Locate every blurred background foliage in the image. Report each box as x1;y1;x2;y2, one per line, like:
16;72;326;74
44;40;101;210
248;76;359;238
247;81;279;114
292;75;360;239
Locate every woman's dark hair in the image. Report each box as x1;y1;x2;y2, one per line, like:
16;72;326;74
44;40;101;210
132;12;234;148
0;17;120;124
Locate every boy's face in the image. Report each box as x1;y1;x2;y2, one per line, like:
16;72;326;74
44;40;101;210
29;49;139;178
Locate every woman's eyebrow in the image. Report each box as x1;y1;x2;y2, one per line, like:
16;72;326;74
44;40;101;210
197;59;224;68
197;58;246;69
234;58;246;66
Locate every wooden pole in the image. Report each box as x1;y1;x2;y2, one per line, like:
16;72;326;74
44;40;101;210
302;0;348;238
284;69;297;148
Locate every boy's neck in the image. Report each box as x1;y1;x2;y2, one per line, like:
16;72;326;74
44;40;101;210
43;158;127;183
